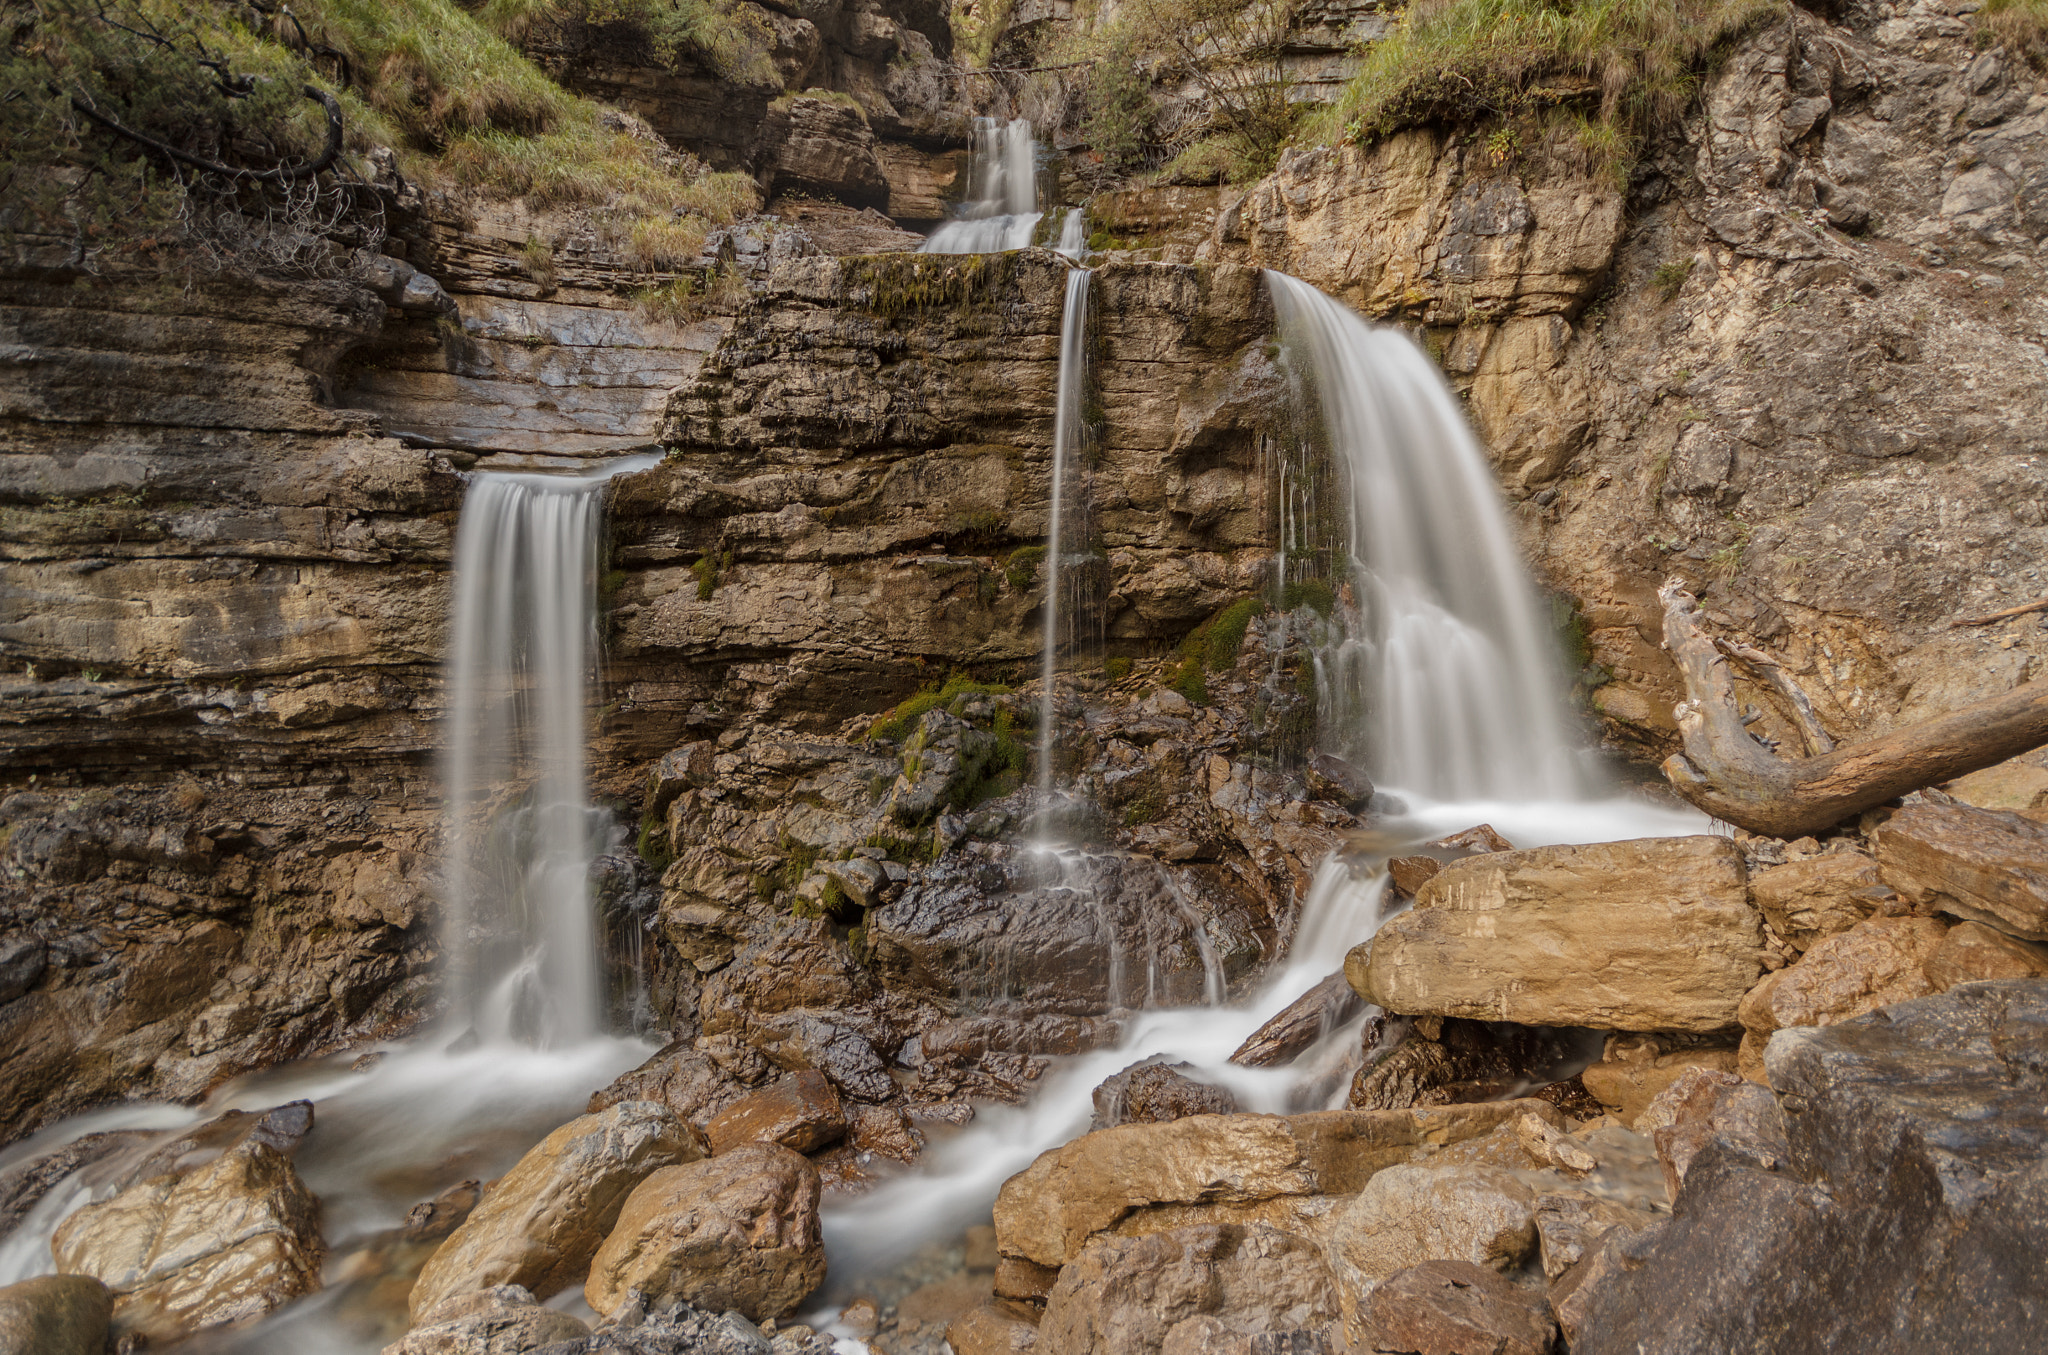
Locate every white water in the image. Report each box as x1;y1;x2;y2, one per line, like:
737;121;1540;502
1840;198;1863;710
1055;208;1086;260
921;117;1042;254
1266;273;1584;801
817;272;1699;1279
1035;267;1094;823
441;455;654;1045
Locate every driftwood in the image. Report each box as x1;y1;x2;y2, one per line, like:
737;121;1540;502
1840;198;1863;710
1951;595;2048;628
1658;579;2048;837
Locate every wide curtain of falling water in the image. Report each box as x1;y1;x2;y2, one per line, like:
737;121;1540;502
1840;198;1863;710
1265;272;1584;802
440;471;608;1048
921;116;1042;255
1036;265;1095;822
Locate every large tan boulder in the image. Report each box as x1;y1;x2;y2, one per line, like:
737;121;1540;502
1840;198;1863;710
382;1285;589;1355
1747;851;1894;950
1735;916;1949;1081
1351;836;1764;1033
1873;800;2048;940
409;1101;701;1318
1322;1164;1539;1343
51;1138;323;1345
0;1275;112;1355
1036;1223;1338;1355
584;1142;825;1322
993;1103;1563;1271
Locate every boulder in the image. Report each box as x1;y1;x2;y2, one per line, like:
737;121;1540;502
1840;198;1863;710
1356;1260;1556;1355
1923;919;2048;988
1352;836;1764;1033
704;1070;847;1155
51;1137;323;1345
1305;754;1373;809
1229;972;1364;1068
1635;1067;1789;1199
588;1041;748;1125
1387;855;1442;898
1036;1223;1339;1355
1568;980;2048;1354
1090;1061;1240;1129
1747;851;1895;950
0;1275;111;1355
382;1284;589;1354
1735;915;1948;1081
409;1101;702;1318
948;1299;1043;1355
1533;1192;1660;1280
1578;1035;1740;1124
584;1142;825;1322
994;1104;1566;1270
1873;800;2048;940
1321;1164;1539;1340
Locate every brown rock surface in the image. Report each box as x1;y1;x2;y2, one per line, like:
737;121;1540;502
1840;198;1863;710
1357;1259;1556;1355
1735;916;1949;1081
383;1284;589;1355
1090;1062;1240;1129
1322;1165;1538;1341
1354;836;1763;1033
1579;1035;1741;1125
705;1070;848;1155
1922;920;2048;988
51;1138;323;1344
1229;972;1364;1068
0;1274;112;1355
1637;1067;1789;1200
948;1299;1042;1355
1747;852;1895;951
409;1101;700;1317
584;1142;825;1321
1533;1192;1660;1282
1348;1018;1582;1111
1036;1223;1339;1355
1874;801;2048;942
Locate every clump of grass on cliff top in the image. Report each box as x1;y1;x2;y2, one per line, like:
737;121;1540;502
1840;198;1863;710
1316;0;1787;147
1975;0;2048;68
478;0;778;86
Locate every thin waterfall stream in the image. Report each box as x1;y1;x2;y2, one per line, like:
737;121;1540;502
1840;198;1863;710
1034;265;1093;831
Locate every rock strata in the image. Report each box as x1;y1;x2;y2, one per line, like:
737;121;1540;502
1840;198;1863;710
1874;801;2048;941
1353;836;1763;1032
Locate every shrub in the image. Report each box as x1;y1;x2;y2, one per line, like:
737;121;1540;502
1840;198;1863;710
1103;655;1135;682
1974;0;2048;67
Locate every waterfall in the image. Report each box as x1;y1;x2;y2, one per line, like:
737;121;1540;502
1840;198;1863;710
1055;208;1086;259
1035;266;1094;831
922;117;1042;255
1265;273;1583;801
440;455;654;1047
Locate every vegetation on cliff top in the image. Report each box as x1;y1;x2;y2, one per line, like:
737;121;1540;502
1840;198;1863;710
1976;0;2048;67
1319;0;1787;152
1;0;753;272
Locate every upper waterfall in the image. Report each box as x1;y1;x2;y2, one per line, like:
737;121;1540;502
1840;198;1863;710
1266;273;1586;802
921;116;1042;254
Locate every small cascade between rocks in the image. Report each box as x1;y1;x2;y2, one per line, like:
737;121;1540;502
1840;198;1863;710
920;116;1042;255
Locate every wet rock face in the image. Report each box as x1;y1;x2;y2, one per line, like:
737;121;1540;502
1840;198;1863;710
51;1136;324;1345
386;1284;590;1355
1874;801;2048;942
1090;1061;1241;1129
1567;980;2048;1355
409;1101;704;1318
1347;1016;1586;1112
1353;836;1764;1033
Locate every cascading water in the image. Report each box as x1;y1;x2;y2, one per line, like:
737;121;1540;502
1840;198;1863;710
1035;266;1094;825
1055;208;1086;259
1265;273;1583;801
815;272;1700;1293
921;116;1042;255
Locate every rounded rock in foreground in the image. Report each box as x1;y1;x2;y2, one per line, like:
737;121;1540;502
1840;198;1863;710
0;1274;112;1355
584;1142;825;1323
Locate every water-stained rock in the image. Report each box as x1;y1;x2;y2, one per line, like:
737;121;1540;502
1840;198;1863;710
1636;1067;1789;1199
1347;1016;1583;1111
1036;1223;1339;1355
584;1142;825;1322
1090;1061;1240;1129
588;1041;750;1125
1354;836;1763;1033
1578;1034;1740;1125
704;1070;848;1155
1355;1259;1556;1355
51;1137;323;1345
1735;915;1949;1081
0;1274;112;1355
1229;972;1364;1068
409;1101;702;1317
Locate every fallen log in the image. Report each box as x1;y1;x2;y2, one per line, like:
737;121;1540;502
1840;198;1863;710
1658;580;2048;837
1950;595;2048;628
